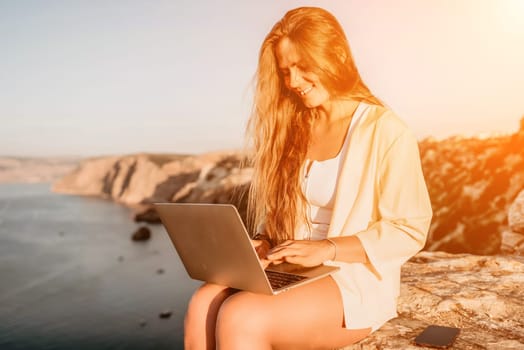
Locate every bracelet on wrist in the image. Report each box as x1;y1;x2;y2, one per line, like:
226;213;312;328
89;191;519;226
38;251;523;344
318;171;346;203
325;238;337;261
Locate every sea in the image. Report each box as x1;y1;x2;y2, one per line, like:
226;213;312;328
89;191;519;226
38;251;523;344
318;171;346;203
0;183;200;350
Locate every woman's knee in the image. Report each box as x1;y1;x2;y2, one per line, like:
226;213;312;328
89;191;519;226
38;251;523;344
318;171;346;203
215;292;272;339
185;283;232;328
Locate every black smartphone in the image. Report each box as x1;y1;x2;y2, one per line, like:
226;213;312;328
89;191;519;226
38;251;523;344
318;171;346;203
414;325;460;348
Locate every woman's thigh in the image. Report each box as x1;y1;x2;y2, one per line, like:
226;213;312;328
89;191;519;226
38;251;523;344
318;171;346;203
216;276;371;349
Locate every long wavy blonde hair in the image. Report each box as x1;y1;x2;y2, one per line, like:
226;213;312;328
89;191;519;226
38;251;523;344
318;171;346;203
245;7;382;245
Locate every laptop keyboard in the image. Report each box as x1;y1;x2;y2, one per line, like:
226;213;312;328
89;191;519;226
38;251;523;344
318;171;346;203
265;270;307;290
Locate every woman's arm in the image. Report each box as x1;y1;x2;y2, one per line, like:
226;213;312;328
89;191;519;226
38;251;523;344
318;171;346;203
354;129;432;279
265;236;367;267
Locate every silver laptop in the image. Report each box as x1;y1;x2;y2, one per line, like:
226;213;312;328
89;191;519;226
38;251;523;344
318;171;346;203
154;203;339;295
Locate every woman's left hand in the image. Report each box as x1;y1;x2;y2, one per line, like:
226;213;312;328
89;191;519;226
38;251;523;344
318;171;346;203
266;239;335;267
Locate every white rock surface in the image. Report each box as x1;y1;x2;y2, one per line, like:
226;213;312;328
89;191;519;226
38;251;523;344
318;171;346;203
341;252;524;349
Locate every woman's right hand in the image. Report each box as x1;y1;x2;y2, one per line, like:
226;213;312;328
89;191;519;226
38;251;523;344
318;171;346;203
252;239;285;269
252;239;271;259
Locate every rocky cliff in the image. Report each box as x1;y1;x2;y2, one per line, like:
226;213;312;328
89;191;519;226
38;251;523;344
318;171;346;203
419;127;524;255
53;122;524;255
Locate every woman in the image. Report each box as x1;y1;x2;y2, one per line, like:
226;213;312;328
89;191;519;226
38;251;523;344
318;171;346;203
185;7;432;350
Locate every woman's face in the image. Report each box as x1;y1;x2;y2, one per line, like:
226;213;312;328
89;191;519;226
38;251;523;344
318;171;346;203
275;37;330;109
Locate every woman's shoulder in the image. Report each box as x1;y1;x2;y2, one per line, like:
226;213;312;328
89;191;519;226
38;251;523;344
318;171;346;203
359;103;413;139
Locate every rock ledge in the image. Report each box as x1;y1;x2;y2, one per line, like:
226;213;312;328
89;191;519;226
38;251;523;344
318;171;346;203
342;252;523;349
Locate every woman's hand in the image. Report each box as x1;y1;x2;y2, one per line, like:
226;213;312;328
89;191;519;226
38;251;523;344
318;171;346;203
266;239;335;267
252;239;271;259
252;239;273;269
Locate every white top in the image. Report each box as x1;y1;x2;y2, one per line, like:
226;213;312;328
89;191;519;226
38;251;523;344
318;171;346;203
298;102;367;241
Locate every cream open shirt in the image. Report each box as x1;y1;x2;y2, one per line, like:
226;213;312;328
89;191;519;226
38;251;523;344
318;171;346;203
306;103;432;331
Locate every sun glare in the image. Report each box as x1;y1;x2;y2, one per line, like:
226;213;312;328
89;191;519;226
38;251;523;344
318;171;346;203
498;0;524;34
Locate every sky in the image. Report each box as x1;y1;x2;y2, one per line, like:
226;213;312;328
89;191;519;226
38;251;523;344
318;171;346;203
1;0;523;157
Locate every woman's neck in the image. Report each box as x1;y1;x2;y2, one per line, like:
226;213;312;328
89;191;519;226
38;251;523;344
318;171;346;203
316;98;360;124
307;98;361;161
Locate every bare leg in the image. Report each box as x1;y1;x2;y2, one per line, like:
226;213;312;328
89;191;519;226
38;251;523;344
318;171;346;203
215;276;371;350
184;283;237;350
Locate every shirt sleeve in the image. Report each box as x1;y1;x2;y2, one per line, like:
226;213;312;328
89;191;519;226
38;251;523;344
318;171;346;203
355;129;433;279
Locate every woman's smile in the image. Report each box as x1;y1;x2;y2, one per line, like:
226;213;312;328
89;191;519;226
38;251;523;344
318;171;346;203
299;86;313;96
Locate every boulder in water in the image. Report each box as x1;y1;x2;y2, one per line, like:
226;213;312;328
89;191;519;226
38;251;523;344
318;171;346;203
131;226;151;241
